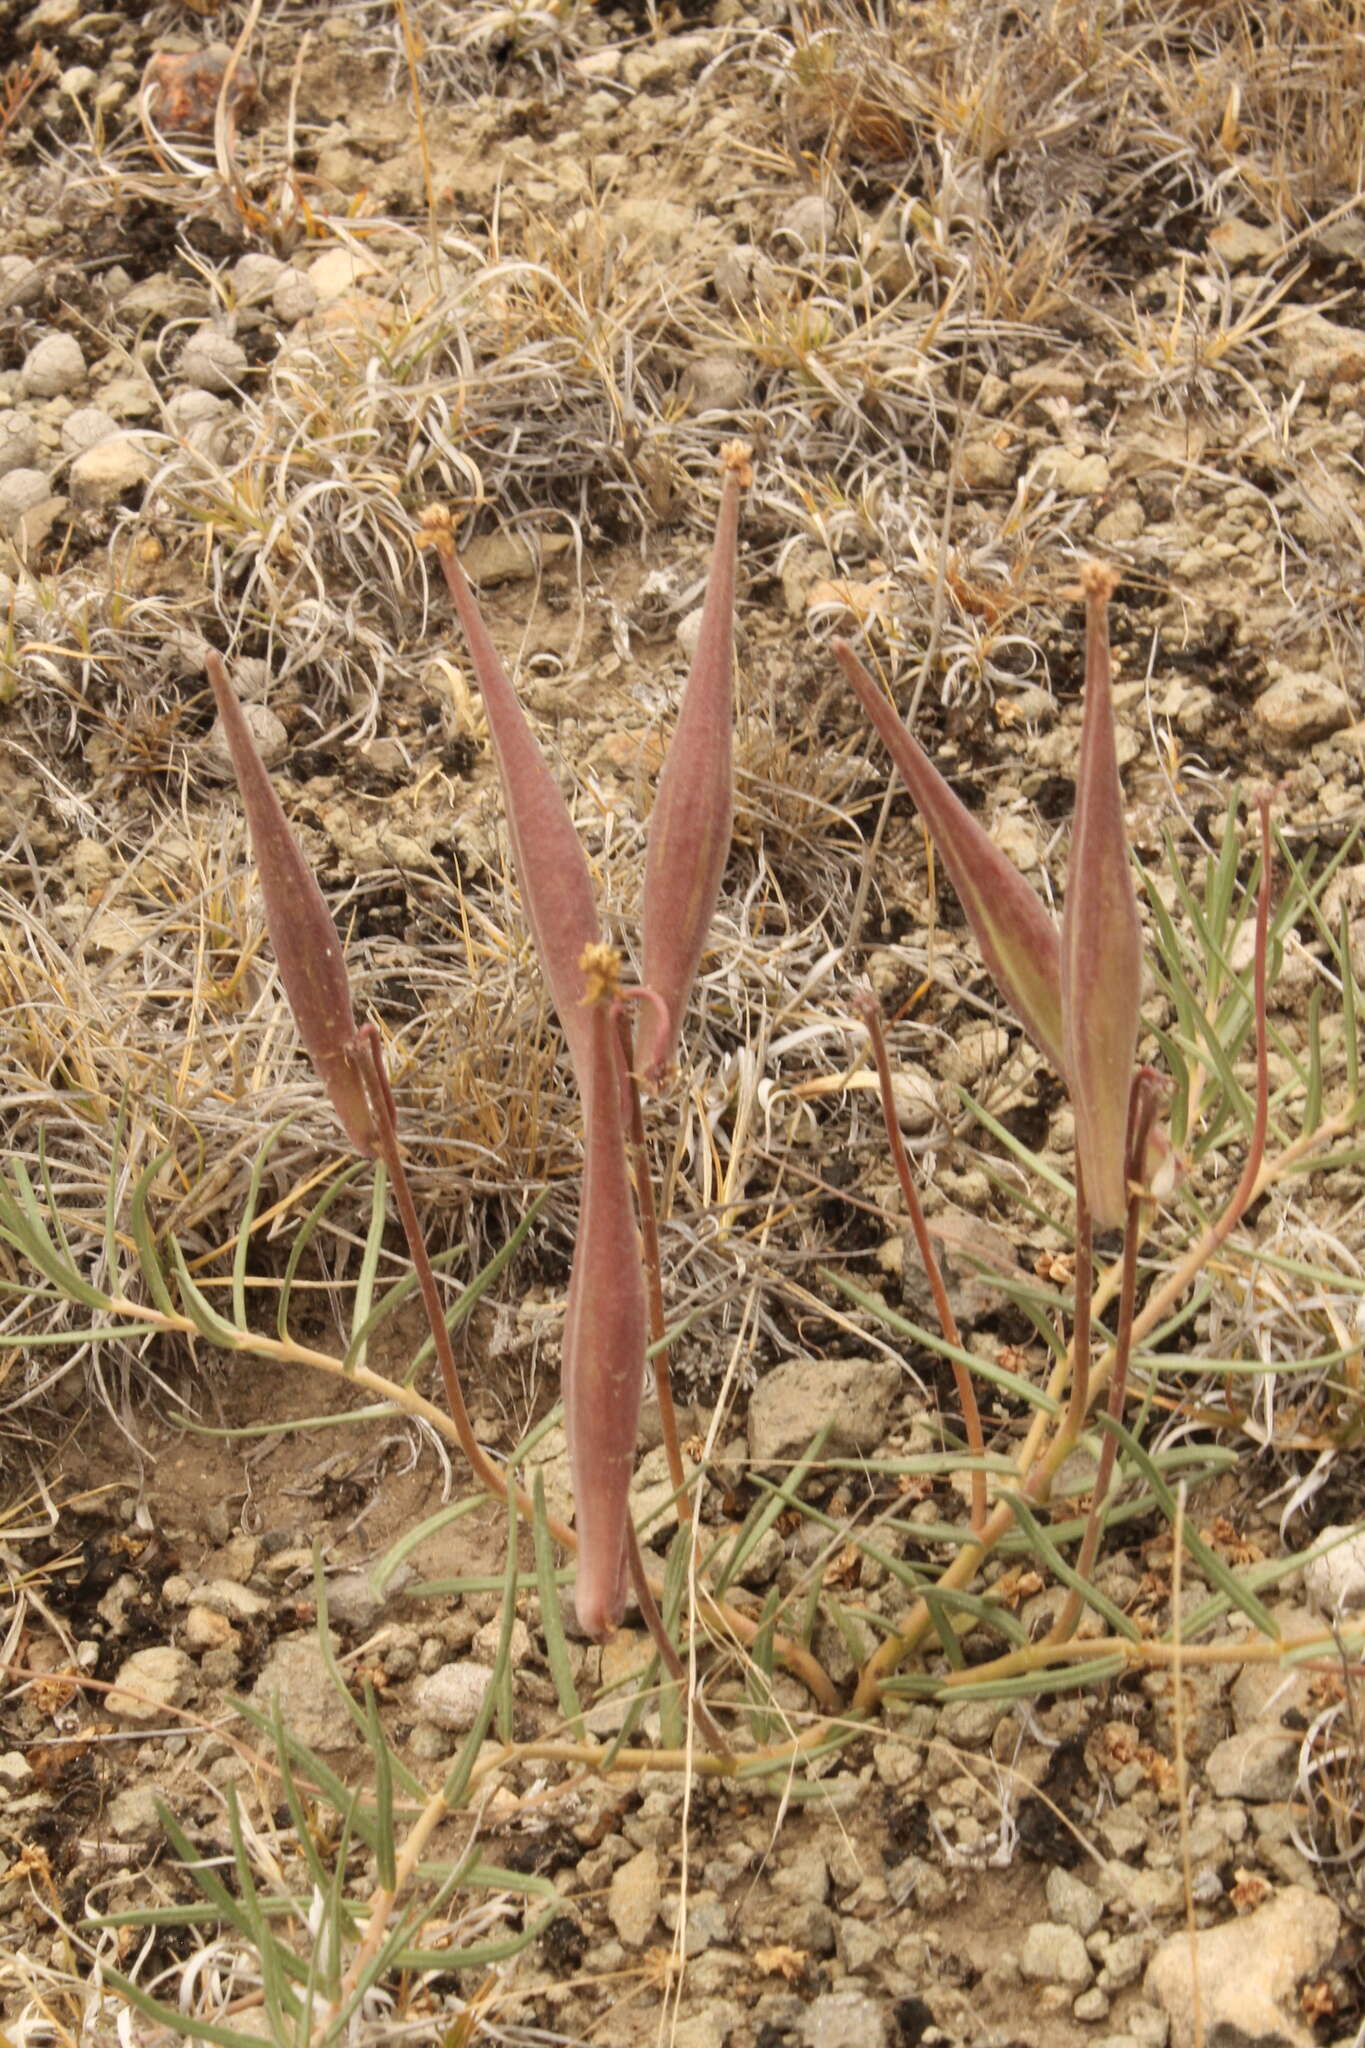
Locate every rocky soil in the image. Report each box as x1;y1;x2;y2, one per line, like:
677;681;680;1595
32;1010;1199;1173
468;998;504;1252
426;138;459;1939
3;1;1365;2044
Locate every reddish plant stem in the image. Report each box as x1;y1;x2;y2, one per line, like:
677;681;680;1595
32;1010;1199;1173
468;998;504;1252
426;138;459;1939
615;1004;691;1523
1062;1170;1093;1449
353;1025;556;1533
1046;1173;1141;1646
624;1521;728;1754
353;1027;838;1722
854;990;986;1533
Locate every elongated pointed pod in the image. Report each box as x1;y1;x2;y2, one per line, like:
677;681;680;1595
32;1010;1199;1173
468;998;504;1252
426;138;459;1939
1061;565;1142;1230
422;508;601;1084
834;639;1066;1078
639;442;751;1086
562;944;649;1639
205;653;378;1156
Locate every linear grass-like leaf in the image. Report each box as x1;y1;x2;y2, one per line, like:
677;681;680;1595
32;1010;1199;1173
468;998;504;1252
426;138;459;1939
5;1160;111;1312
823;1270;1062;1414
95;1974;270;2048
999;1490;1141;1640
129;1150;177;1319
443;1484;520;1807
231;1116;295;1333
533;1472;585;1738
1098;1412;1277;1636
279;1157;370;1342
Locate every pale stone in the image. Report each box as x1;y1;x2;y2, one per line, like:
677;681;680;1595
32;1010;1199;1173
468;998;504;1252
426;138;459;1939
107;1646;194;1722
19;332;85;398
1145;1885;1337;2048
608;1845;661;1946
70;433;152;510
747;1356;901;1465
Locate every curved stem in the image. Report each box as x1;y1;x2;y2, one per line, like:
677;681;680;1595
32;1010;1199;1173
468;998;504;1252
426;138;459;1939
855;989;986;1533
354;1027;838;1714
853;796;1282;1707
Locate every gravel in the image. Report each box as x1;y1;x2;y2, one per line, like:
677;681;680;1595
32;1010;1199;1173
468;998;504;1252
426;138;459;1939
413;1660;494;1732
70;433;152;511
106;1645;194;1722
0;410;40;475
747;1356;902;1464
608;1844;661;1946
0;254;42;309
1145;1884;1338;2048
19;332;86;399
0;467;55;533
178;326;249;393
60;406;118;458
1019;1920;1094;1988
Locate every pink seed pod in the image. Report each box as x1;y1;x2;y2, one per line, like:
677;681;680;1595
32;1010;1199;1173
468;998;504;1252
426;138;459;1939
1061;565;1143;1230
561;944;648;1639
423;511;602;1087
834;639;1066;1079
206;653;378;1156
638;443;750;1087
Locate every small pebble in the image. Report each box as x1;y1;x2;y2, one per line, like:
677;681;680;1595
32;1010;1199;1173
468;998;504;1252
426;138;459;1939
0;255;41;311
179;327;248;393
413;1661;494;1732
107;1645;194;1723
164;387;234;459
61;407;118;459
233;252;285;306
0;410;40;477
776;193;839;246
271;267;318;323
0;467;54;533
19;333;86;400
70;434;152;511
204;700;287;779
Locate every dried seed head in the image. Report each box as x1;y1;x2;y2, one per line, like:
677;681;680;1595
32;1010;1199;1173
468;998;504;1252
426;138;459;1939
639;452;746;1086
563;947;647;1639
431;531;602;1087
1061;564;1143;1230
206;653;377;1156
835;639;1066;1078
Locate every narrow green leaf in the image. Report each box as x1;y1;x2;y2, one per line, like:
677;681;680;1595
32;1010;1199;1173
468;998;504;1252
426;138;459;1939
1306;984;1324;1133
130;1149;178;1318
309;1556;425;1800
442;1486;520;1806
96;1973;273;2048
532;1472;584;1739
345;1157;387;1373
919;1653;1128;1702
1344;895;1360;1100
232;1117;296;1333
822;1270;1061;1413
712;1423;831;1597
999;1491;1140;1640
1097;1413;1277;1635
167;1237;245;1348
366;1683;397;1893
278;1157;371;1341
5;1160;111;1310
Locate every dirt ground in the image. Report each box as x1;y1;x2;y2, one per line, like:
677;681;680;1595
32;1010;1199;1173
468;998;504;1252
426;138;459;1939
3;1;1365;2043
